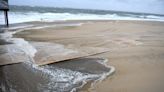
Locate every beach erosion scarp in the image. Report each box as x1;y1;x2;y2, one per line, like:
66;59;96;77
0;23;115;92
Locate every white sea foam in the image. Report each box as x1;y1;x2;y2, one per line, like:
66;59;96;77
1;12;164;24
0;26;37;58
91;59;115;85
7;38;37;57
24;58;115;92
146;15;161;19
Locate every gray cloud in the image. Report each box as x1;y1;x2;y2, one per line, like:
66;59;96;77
9;0;164;14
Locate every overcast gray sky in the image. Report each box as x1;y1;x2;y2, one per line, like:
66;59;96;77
9;0;164;14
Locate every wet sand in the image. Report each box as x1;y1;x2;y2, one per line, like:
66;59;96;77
1;20;164;92
0;21;114;92
0;58;113;92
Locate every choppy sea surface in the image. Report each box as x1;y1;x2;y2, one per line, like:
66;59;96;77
0;5;164;24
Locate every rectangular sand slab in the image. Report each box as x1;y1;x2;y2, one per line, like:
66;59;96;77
32;42;109;66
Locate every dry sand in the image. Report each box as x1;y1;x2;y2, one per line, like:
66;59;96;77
14;20;164;92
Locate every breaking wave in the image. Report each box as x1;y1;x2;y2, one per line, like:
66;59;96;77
1;11;164;24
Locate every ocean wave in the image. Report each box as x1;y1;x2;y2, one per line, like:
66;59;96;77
1;12;164;24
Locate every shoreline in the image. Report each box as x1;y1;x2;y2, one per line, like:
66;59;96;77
1;19;164;28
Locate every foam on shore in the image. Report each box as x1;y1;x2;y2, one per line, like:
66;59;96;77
0;25;37;58
23;58;115;92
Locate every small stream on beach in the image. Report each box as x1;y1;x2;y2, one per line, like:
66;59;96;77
0;24;115;92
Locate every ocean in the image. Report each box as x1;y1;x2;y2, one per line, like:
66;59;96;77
0;5;164;24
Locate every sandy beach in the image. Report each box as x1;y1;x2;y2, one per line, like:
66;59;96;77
1;20;164;92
